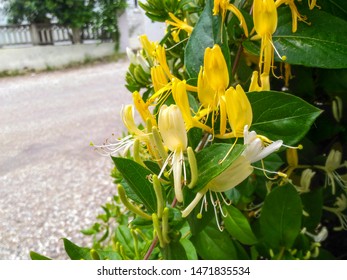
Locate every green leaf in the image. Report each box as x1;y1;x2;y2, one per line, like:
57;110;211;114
180;239;198;260
63;238;92;260
190;222;238;259
29;251;51;260
301;189;323;231
243;6;347;68
184;0;230;78
115;225;135;259
193;143;245;192
112;157;157;213
259;184;302;250
95;250;122;260
222;204;258;245
162;240;188;260
248;91;322;145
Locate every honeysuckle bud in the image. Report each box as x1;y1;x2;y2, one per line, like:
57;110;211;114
152;175;164;219
204;44;229;92
118;185;152;220
332;96;343;123
286;148;299;168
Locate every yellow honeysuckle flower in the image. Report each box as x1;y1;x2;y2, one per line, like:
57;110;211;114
166;12;193;43
253;0;286;82
197;66;219;110
213;0;249;37
139;34;158;60
132;91;157;127
204;44;229;93
308;0;320;10
249;71;270;92
172;79;194;130
155;45;173;80
224;85;253;138
158;105;188;202
275;0;309;32
172;79;212;133
151;65;170;93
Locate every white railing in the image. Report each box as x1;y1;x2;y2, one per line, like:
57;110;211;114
0;24;112;46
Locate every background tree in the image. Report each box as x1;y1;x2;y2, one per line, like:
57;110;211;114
4;0;127;45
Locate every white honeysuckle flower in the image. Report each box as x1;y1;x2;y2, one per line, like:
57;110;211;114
295;168;316;194
315;149;347;194
302;226;329;243
182;155;253;231
323;194;347;231
242;125;283;164
158;105;188;203
91;105;148;156
182;125;285;230
126;47;137;65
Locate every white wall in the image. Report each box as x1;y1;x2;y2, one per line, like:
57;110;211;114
0;42;115;72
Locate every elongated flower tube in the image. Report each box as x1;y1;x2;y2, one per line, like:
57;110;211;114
182;155;253;230
158;105;188;202
204;44;229;93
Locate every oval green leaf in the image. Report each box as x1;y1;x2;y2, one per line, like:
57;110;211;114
222;204;258;245
259;184;302;250
112;157;157;213
248;91;322;145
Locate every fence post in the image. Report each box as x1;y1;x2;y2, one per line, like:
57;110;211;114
29;24;40;45
118;9;129;52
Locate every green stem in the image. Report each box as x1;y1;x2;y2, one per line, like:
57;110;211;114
277;247;286;260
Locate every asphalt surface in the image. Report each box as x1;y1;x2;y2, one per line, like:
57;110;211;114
0;60;133;259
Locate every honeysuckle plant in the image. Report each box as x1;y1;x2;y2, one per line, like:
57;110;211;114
31;0;347;260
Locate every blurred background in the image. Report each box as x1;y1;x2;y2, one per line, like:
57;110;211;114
0;0;164;259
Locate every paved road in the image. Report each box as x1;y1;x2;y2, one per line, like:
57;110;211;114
0;60;133;259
